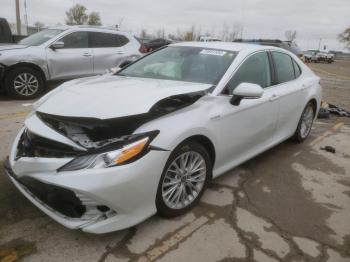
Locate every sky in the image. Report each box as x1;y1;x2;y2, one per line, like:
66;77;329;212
1;0;349;51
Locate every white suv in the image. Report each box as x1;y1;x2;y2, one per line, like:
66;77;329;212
0;26;144;99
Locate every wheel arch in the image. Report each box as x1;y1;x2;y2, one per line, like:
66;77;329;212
308;98;318;117
179;134;216;168
4;62;47;84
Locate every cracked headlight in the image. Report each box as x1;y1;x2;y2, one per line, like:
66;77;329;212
58;137;150;172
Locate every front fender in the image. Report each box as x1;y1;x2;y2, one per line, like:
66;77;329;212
0;48;49;79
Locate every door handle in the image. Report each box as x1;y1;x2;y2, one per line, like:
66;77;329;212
83;52;92;57
269;94;279;102
301;84;309;90
116;51;124;54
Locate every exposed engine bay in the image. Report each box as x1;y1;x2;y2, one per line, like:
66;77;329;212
16;91;207;160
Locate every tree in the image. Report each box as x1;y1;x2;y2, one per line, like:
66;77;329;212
156;28;165;39
285;30;297;42
34;21;45;31
65;4;88;25
140;29;147;38
88;11;101;25
338;27;350;49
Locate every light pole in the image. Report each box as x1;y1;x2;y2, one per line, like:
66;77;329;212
15;0;21;35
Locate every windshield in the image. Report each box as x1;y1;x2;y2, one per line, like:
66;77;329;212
19;29;64;46
118;46;236;84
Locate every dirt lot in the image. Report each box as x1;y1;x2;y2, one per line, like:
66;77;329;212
309;60;350;109
0;61;350;262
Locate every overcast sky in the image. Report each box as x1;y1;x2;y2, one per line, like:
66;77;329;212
1;0;349;51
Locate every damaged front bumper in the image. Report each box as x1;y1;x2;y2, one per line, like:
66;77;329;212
6;121;170;233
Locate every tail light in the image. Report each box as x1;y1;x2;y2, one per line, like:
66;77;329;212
139;43;148;54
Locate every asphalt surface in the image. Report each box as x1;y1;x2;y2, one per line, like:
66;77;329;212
0;61;350;262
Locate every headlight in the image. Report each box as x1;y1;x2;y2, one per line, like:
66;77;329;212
58;137;150;172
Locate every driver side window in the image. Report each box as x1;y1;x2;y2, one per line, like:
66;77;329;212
225;52;271;95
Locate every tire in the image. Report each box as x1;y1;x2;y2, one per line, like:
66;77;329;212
292;102;315;143
156;141;212;217
5;66;45;100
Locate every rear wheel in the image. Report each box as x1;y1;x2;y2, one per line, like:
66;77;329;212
5;66;45;99
156;141;211;217
292;102;315;143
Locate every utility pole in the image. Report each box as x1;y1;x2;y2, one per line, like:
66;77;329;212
15;0;21;35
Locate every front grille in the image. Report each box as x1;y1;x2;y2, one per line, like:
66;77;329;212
16;129;82;158
18;176;86;218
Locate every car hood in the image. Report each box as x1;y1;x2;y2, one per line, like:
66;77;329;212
36;75;212;119
0;44;28;51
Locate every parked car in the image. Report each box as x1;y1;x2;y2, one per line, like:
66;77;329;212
233;39;303;59
316;51;334;63
304;50;334;63
5;42;321;233
0;17;26;44
0;25;145;99
143;38;172;52
303;50;318;63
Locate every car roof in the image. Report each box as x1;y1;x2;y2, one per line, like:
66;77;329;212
171;41;280;52
46;25;132;36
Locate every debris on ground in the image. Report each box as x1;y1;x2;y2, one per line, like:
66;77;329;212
317;108;330;119
318;101;350;118
320;145;336;154
0;239;36;262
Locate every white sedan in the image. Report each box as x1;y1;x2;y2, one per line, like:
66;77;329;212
5;42;321;233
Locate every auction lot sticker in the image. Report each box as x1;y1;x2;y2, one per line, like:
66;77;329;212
200;49;227;56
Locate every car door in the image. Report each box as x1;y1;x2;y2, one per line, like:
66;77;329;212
89;32;129;74
46;31;93;80
212;51;279;171
269;51;307;141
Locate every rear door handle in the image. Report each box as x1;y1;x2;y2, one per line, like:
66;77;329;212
83;52;92;57
302;84;309;90
116;51;124;54
269;94;279;102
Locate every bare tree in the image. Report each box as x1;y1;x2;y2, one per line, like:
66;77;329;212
285;30;297;42
140;29;147;38
65;4;88;25
88;12;102;26
338;27;350;49
221;22;229;41
228;22;243;41
155;28;165;39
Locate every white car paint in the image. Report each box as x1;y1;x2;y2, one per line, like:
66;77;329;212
6;42;321;233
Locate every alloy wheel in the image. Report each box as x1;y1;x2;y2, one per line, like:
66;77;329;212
13;73;39;96
162;151;207;210
300;105;314;138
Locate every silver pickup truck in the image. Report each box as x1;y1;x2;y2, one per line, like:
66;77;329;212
0;26;144;99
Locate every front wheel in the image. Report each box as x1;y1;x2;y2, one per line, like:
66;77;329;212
5;66;45;100
156;141;212;217
292;102;315;143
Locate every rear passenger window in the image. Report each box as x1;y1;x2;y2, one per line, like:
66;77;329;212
225;52;271;94
60;32;88;48
272;52;295;83
89;32;129;48
293;59;302;78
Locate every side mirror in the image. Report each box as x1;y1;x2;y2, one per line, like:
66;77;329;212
230;83;264;106
119;60;132;68
50;41;64;50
